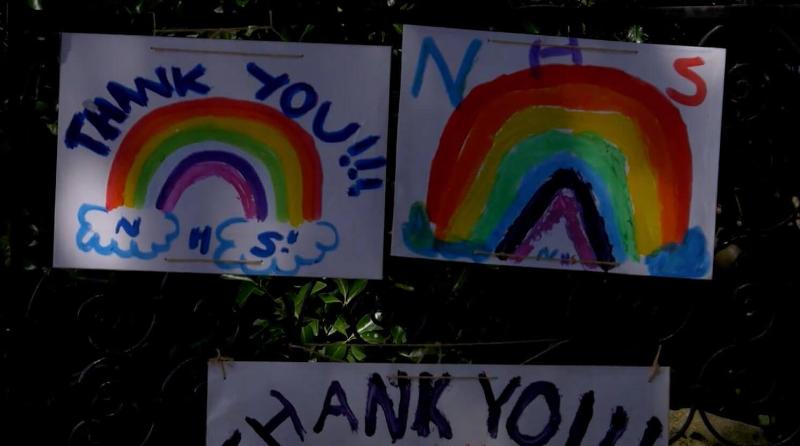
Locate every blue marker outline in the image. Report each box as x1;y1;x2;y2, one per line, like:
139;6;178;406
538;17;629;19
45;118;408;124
645;226;710;278
75;203;180;260
213;218;339;276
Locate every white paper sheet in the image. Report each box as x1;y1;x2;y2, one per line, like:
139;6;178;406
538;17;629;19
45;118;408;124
207;361;669;445
54;33;390;278
392;25;725;279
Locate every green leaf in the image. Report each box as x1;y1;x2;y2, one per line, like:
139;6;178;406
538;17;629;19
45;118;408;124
324;343;347;361
357;314;385;344
265;326;284;343
293;283;311;318
236;282;264;308
626;24;648;43
301;319;319;344
311;280;327;295
390;326;407;344
356;314;382;335
235;0;250;7
250;319;269;338
393;282;415;292
345;279;367;305
360;331;386;344
308;319;319;336
452;269;467;293
252;319;269;328
334;278;348;299
524;23;541;35
319;293;341;305
300;325;314;344
298;24;315;42
221;274;258;283
400;348;429;363
332;316;350;336
299;282;312;299
235;284;253;307
273;296;287;320
27;0;43;10
347;345;367;362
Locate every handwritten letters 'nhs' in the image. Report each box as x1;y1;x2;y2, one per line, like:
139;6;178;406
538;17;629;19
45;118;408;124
55;33;390;278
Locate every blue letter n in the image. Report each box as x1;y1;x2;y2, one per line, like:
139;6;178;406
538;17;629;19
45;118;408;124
410;37;482;107
115;217;141;237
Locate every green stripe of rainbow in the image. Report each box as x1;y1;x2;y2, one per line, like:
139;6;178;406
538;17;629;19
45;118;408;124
427;65;692;256
106;98;322;226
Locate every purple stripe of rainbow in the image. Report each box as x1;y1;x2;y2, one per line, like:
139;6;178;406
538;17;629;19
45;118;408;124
156;151;268;221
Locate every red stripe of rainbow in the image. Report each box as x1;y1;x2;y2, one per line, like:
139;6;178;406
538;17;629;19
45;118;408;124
106;98;322;224
427;65;692;248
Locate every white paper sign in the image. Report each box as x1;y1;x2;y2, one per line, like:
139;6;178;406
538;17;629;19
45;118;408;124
207;361;669;445
54;33;390;278
392;25;725;279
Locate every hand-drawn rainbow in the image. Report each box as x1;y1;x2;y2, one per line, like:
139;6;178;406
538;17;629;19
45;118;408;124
105;97;322;226
404;65;708;276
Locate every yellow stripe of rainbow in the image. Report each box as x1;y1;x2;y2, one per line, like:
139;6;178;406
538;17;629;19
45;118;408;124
448;106;661;255
124;116;304;225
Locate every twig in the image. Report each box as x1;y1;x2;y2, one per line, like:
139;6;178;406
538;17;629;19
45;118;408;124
150;46;303;59
210;349;234;380
299;338;561;349
520;339;571;365
488;38;638;54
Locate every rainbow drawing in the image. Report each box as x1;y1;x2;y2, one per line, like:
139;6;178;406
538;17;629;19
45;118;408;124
105;97;322;226
404;64;697;271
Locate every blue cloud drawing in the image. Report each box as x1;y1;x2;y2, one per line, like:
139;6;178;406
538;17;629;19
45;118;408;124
213;218;339;276
645;226;710;279
76;203;180;260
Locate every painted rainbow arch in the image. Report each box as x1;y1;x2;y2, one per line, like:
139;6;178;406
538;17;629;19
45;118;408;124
105;97;322;226
404;64;694;269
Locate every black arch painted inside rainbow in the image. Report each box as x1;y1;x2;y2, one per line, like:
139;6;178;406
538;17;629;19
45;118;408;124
494;169;616;269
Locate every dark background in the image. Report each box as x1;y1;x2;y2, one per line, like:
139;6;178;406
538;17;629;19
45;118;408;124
2;0;800;444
